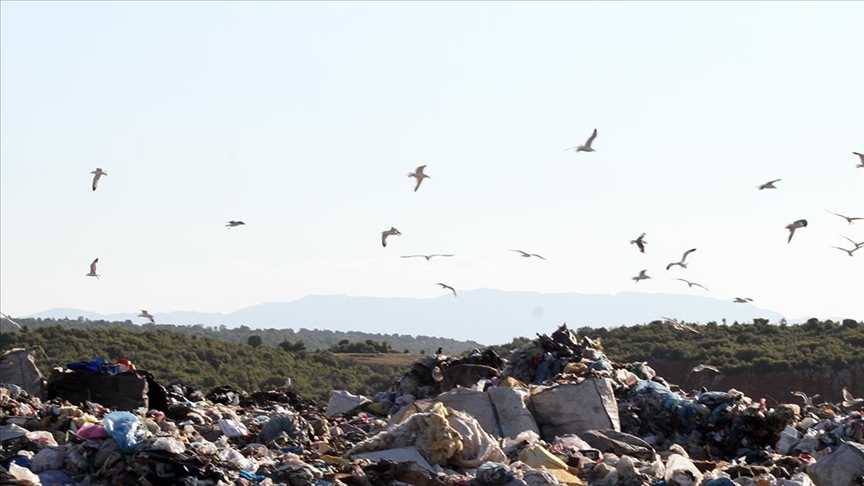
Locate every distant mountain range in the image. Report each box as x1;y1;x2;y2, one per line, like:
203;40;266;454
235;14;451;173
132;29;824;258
25;289;839;345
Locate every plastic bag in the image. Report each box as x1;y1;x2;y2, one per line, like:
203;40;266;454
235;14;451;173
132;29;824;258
102;411;145;453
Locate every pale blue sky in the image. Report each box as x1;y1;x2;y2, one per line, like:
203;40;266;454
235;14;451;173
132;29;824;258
1;1;862;322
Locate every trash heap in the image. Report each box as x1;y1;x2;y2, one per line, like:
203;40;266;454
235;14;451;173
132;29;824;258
1;323;863;486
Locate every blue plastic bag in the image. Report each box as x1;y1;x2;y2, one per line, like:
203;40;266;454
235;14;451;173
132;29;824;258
102;411;145;453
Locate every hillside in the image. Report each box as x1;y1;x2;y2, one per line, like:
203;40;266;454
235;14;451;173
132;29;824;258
2;318;861;404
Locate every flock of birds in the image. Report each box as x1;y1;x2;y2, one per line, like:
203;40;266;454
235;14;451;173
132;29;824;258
1;132;861;331
73;140;864;316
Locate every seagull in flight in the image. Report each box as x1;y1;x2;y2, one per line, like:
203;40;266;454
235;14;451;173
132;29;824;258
401;254;455;261
673;278;709;291
786;219;808;243
661;316;700;334
436;283;457;297
853;152;864;168
86;258;100;279
137;310;155;324
830;246;860;257
630;233;647;253
826;210;862;225
226;221;246;228
632;269;651;282
564;128;598;153
408;165;431;192
90;168;108;191
666;248;697;270
839;235;864;250
0;312;23;331
510;249;546;260
733;297;753;303
757;179;781;190
382;227;402;247
691;364;721;373
792;390;820;408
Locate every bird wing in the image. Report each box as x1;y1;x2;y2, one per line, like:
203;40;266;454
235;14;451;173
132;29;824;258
840;235;858;247
584;128;598;148
681;248;697;262
766;179;781;185
91;173;101;191
415;165;426;175
414;177;423;192
666;262;677;270
692;283;709;291
381;233;388;247
854;152;864;162
531;254;547;260
640;270;648;277
90;259;98;273
510;249;529;256
787;226;796;243
400;255;423;259
673;278;690;285
826;210;847;219
431;254;455;258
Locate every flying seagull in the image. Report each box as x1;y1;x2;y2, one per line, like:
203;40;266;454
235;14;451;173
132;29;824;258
630;233;647;253
401;254;455;261
564;128;598;153
839;235;864;250
632;269;651;282
137;310;155;324
673;278;709;291
757;179;781;190
786;219;808;243
733;297;753;303
666;248;697;270
792;390;820;408
436;283;457;297
510;249;546;260
661;316;700;334
86;258;100;279
691;364;721;373
226;221;246;228
382;227;402;247
854;152;864;168
408;165;431;192
826;210;862;225
90;168;108;191
842;387;863;409
0;312;23;331
831;246;860;257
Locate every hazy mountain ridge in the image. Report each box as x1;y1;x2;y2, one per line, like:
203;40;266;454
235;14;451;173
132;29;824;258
23;289;840;344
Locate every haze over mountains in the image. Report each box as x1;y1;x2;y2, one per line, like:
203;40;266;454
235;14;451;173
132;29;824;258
20;289;840;345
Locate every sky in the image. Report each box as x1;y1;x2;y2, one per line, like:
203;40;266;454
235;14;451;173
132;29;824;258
1;1;863;323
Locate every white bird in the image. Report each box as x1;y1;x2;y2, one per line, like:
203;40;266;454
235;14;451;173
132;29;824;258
0;312;23;331
839;235;864;250
666;248;697;270
792;390;820;408
691;364;721;373
673;278;709;291
786;219;808;243
757;179;781;190
408;165;431;192
830;246;859;257
90;168;108;191
826;210;862;225
632;269;651;282
631;233;647;253
226;221;246;228
401;254;455;261
853;152;864;168
510;249;546;260
436;283;457;297
564;128;598;153
662;316;700;334
137;310;155;324
86;258;100;279
842;387;863;409
382;227;402;247
733;297;753;303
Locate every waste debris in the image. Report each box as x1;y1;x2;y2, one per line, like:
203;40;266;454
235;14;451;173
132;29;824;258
1;323;863;485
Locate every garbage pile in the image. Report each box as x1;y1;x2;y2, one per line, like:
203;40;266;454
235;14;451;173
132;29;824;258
1;323;863;486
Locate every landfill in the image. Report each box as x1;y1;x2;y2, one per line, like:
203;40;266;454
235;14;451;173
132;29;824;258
1;323;863;486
